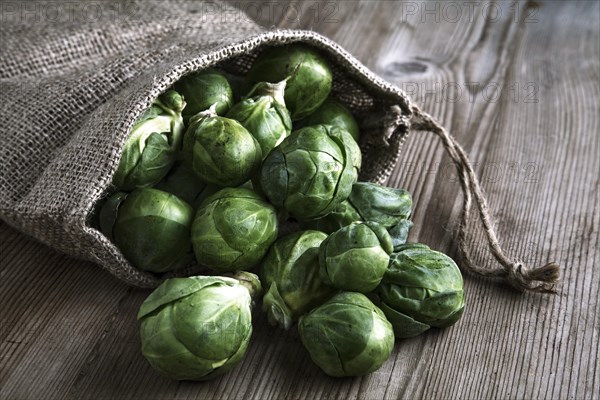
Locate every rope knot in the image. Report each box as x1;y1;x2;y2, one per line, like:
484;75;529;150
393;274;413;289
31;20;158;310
506;262;530;290
505;261;560;293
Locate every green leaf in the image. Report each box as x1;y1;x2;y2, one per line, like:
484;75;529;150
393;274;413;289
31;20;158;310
137;276;235;319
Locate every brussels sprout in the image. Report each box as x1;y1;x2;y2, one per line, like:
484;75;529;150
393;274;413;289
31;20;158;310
154;161;218;208
191;188;278;272
227;80;292;157
113;90;185;191
314;124;361;175
182;109;262;187
299;292;394;377
138;272;261;381
246;44;332;120
260;230;335;329
388;219;414;248
98;191;129;241
259;126;355;219
301;199;362;234
319;221;393;293
173;68;233;119
105;188;193;273
349;182;412;226
376;243;465;339
303;182;412;234
297;97;360;141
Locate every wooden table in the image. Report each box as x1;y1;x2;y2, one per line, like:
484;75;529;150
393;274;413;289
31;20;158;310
1;1;598;399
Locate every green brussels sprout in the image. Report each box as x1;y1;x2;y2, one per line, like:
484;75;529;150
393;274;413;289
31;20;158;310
297;97;360;141
259;126;355;219
173;68;233;119
154;161;218;209
227;80;292;157
303;182;412;234
191;188;278;272
113;90;185;191
299;292;394;377
319;221;393;293
349;182;411;226
300;199;361;233
260;230;335;329
182;109;262;187
388;219;414;248
98;191;129;241
313;124;361;175
137;272;261;381
103;188;193;273
376;243;465;339
246;44;332;120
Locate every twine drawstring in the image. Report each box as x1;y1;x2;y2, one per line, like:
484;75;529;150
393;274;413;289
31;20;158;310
407;104;560;293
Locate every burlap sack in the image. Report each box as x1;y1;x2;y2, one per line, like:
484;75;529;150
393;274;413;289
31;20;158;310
0;1;413;287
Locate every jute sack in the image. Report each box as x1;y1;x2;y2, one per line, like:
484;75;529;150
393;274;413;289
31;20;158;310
0;0;559;291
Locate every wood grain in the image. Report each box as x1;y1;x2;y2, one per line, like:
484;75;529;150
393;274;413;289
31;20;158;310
1;1;598;399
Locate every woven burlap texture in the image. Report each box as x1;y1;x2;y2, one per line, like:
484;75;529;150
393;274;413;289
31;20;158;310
0;1;412;287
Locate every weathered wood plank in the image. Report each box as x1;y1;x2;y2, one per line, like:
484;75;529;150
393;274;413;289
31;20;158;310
0;1;598;399
379;1;600;399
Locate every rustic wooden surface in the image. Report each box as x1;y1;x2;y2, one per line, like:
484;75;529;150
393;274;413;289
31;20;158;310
1;1;598;399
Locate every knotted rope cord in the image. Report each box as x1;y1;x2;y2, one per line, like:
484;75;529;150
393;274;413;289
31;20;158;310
407;104;560;293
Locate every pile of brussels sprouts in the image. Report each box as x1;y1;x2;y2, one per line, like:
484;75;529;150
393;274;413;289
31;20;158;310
96;44;465;380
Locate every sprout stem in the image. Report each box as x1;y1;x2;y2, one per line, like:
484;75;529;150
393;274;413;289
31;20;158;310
245;80;287;106
231;271;263;299
188;103;218;126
